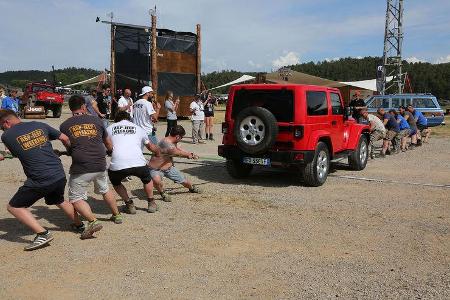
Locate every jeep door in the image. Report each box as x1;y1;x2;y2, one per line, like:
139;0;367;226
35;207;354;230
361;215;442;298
304;90;331;150
328;91;345;152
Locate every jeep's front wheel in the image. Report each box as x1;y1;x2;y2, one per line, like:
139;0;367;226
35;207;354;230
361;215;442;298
302;142;329;187
53;105;62;118
348;135;368;171
226;159;253;179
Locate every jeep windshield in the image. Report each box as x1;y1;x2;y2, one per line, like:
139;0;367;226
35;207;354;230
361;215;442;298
32;85;54;93
232;89;294;122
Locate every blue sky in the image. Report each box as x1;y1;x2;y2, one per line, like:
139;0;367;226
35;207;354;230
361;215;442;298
0;0;449;74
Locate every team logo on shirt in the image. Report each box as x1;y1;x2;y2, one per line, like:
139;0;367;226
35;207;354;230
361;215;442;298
69;124;98;138
112;125;136;135
16;129;47;150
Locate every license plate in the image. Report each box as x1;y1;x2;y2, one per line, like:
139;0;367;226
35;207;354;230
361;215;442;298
243;157;271;166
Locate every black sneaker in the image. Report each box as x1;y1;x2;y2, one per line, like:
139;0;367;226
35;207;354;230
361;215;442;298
24;231;54;251
70;222;85;234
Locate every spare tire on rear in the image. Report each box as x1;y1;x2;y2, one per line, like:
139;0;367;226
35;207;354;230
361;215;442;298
233;106;278;154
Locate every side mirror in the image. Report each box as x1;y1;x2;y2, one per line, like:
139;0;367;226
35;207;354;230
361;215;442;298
344;106;351;120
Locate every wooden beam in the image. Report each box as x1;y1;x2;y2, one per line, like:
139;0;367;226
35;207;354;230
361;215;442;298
151;14;157;96
196;24;201;93
110;24;116;96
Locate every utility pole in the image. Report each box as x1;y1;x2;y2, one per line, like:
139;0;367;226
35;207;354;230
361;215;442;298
381;0;404;95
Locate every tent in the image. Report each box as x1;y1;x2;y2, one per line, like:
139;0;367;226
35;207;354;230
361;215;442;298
208;75;255;90
63;72;108;88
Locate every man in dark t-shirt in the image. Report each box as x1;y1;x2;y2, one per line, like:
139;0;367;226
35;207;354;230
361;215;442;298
96;84;111;128
0;109;84;251
377;108;400;157
349;91;367;124
60;95;122;224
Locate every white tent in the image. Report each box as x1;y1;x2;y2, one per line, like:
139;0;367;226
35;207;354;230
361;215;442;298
63;72;108;88
209;74;255;90
340;76;393;92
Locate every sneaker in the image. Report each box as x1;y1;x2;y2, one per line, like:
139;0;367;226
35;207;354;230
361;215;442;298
147;199;159;213
121;176;133;182
189;185;201;193
386;149;391;155
70;222;85;234
379;152;386;158
24;231;54;251
160;191;172;202
370;152;375;159
409;144;416;150
110;214;123;224
80;220;103;239
123;200;137;214
417;140;422;146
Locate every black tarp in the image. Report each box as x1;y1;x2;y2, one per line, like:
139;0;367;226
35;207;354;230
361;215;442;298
157;72;197;96
114;25;151;94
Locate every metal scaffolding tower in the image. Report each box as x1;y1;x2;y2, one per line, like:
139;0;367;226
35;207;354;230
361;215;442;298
381;0;404;94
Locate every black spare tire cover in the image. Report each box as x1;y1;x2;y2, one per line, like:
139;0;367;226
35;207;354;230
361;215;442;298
233;106;278;154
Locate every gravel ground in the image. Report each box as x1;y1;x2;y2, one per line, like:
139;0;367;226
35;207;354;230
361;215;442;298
0;110;449;299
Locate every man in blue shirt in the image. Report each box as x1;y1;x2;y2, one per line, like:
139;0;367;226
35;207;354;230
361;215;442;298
1;89;20;113
389;109;410;152
377;108;400;157
407;105;430;145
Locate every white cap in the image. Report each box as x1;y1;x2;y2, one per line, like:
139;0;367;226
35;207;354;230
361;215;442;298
139;86;153;96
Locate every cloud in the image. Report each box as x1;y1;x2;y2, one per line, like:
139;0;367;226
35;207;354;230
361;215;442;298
435;55;450;64
272;52;300;69
324;57;341;62
248;60;262;69
405;56;425;63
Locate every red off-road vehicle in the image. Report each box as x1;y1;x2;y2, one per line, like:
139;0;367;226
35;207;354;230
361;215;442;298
22;82;64;118
218;84;370;186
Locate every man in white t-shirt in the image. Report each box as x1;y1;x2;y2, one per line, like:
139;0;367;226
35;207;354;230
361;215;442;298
189;94;205;144
361;109;386;159
107;111;161;213
132;86;161;144
117;88;134;117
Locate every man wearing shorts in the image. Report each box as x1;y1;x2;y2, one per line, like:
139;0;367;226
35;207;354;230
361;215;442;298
133;86;160;145
389;109;410;152
361;109;386;159
0;109;85;250
60;95;122;225
377;108;400;157
107;111;161;213
407;105;430;145
148;125;201;202
399;106;417;148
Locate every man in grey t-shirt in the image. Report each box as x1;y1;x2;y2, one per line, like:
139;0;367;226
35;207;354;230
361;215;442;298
164;91;179;137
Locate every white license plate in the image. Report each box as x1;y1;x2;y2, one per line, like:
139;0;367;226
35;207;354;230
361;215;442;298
243;157;271;166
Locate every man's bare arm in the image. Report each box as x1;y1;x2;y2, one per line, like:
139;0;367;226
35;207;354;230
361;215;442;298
103;135;113;152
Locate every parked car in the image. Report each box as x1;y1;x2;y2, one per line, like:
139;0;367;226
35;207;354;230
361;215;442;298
22;82;64;118
365;94;445;126
218;84;370;186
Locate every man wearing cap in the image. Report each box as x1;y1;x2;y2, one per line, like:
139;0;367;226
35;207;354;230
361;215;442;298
132;86;161;144
349;91;366;124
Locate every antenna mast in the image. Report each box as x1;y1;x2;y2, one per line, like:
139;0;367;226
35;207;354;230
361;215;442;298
381;0;404;95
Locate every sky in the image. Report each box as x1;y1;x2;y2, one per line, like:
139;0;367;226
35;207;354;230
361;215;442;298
0;0;449;74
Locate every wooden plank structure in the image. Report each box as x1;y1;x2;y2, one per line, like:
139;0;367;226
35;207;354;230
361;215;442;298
104;15;201;118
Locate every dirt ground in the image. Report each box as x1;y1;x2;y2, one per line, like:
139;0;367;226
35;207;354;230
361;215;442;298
0;110;449;299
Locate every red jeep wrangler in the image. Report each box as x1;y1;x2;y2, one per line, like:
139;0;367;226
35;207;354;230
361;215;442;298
218;84;370;186
22;82;64;118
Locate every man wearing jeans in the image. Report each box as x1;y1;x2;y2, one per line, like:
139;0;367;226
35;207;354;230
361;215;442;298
190;95;205;144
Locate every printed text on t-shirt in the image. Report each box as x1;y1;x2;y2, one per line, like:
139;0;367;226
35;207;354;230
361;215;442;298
112;125;137;135
16;129;47;150
69;124;98;138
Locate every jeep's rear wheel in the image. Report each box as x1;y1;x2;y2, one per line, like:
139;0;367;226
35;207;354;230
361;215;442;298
53;105;62;118
348;135;368;170
226;159;253;179
234;106;278;155
302;142;329;187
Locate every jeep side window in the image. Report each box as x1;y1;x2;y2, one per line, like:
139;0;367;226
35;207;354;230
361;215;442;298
306;91;328;116
330;92;343;115
382;98;390;108
367;97;381;108
392;98;401;108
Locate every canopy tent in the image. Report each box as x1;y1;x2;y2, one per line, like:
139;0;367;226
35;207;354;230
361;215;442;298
208;74;255;90
340;76;393;92
63;72;108;88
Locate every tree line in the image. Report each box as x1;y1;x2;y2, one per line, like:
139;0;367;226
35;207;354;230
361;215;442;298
1;57;449;101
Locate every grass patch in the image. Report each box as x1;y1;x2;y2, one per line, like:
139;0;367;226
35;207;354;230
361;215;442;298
430;115;450;137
